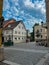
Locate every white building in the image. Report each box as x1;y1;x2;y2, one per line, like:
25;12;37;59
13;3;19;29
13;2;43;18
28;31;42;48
3;19;27;43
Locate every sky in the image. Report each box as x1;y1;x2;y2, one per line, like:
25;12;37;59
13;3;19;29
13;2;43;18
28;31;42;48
2;0;46;32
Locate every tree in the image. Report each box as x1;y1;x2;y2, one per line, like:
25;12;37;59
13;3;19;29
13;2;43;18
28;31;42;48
36;29;41;37
30;26;34;41
30;23;39;41
34;23;39;26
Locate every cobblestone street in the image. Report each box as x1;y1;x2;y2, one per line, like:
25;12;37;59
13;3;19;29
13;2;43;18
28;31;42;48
4;42;49;65
0;62;10;65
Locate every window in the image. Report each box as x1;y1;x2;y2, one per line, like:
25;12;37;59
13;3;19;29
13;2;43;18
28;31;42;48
41;35;42;38
15;38;17;40
22;32;23;34
15;31;17;34
18;32;20;34
22;27;23;29
19;26;20;28
18;37;20;40
6;30;9;34
22;38;23;39
40;29;42;32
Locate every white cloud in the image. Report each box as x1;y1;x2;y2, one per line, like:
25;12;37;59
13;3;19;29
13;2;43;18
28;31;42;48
34;0;46;14
17;18;22;21
35;0;46;13
11;0;19;6
23;0;46;14
22;13;43;32
9;6;19;16
13;7;19;13
12;0;18;2
7;11;11;14
13;16;17;20
24;0;34;8
21;11;24;14
3;0;10;11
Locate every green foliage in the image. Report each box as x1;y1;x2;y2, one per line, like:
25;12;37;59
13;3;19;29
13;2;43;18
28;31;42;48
30;23;39;41
34;23;39;26
30;27;35;41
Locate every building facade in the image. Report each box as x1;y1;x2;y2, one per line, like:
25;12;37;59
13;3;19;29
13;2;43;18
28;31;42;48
34;23;47;45
0;0;3;17
3;19;27;43
45;0;49;46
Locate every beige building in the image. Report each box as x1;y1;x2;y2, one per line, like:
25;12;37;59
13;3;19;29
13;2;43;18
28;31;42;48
45;0;49;46
3;19;27;43
34;23;47;45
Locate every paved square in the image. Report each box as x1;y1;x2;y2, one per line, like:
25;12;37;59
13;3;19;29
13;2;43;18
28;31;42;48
4;42;49;65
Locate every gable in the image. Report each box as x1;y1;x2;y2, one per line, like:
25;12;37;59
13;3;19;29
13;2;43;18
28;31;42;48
13;22;26;31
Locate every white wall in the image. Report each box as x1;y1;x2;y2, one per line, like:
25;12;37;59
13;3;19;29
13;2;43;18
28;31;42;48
13;22;27;43
3;30;13;42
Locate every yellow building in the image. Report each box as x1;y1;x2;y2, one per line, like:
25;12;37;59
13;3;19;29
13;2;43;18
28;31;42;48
34;23;47;45
45;0;49;46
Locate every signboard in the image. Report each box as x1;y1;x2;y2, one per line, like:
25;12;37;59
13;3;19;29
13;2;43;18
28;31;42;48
0;0;3;17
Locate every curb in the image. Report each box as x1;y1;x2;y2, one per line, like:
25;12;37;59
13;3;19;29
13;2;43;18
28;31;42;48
3;60;21;65
36;53;49;65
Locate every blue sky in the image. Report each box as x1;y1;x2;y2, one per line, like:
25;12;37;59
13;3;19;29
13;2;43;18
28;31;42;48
2;0;46;32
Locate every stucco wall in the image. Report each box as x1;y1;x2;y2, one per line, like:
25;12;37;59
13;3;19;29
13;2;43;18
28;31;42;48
34;25;47;41
13;22;27;43
3;30;13;42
